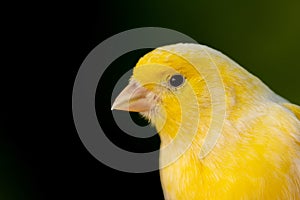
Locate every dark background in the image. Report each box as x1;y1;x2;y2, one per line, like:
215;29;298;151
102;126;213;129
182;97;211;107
3;0;300;199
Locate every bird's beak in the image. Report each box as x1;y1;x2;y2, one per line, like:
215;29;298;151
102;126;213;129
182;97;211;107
111;81;156;112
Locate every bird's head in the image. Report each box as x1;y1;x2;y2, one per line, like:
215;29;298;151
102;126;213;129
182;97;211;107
112;43;225;146
112;43;272;158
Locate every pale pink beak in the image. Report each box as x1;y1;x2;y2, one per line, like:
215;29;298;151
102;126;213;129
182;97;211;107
111;81;156;112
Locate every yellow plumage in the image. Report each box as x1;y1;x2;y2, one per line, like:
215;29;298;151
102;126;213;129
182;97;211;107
112;43;300;199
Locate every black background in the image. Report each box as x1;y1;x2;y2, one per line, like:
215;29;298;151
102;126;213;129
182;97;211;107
3;1;164;199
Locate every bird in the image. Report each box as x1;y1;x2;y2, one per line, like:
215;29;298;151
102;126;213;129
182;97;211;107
111;43;300;199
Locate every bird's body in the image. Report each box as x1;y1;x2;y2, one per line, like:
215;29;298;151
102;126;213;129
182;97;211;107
112;43;300;199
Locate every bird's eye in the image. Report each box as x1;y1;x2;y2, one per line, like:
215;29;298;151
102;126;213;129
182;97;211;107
169;74;185;88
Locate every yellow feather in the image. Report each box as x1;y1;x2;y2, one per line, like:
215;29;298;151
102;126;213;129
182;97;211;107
131;43;300;199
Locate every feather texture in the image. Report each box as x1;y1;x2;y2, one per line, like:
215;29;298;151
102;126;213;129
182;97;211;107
129;43;300;199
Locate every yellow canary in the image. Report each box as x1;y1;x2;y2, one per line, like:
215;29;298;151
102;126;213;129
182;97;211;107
112;43;300;199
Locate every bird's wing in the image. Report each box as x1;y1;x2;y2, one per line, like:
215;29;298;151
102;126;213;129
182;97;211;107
282;102;300;144
281;103;300;183
282;103;300;121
